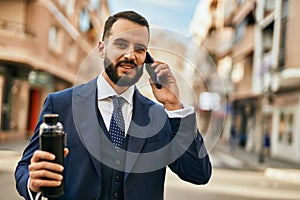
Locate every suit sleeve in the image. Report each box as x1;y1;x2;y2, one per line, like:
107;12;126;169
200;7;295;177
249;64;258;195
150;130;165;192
168;113;212;185
14;94;54;199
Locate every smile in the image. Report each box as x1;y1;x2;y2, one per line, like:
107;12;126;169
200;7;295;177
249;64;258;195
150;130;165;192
120;64;135;69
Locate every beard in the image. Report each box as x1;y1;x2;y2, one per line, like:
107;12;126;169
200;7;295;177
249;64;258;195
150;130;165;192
104;57;144;87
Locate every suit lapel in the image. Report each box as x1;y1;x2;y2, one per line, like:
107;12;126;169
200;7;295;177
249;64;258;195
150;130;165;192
72;78;104;179
124;91;151;181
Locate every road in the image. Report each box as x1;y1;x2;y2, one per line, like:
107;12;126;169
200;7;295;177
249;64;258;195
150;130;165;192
165;168;300;200
1;141;300;200
165;148;300;200
0;150;23;200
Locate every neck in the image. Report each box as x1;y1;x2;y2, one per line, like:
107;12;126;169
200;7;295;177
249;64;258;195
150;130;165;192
103;72;129;95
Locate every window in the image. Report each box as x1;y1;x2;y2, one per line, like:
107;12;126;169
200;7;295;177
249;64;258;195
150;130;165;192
278;108;294;145
234;19;248;44
90;0;100;11
58;0;66;7
48;26;58;51
231;62;245;83
48;26;63;53
67;0;75;16
237;0;245;6
218;56;232;79
79;8;90;32
278;0;289;70
67;42;77;64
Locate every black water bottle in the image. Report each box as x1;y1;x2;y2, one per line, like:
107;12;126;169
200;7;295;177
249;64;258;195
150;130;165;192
39;114;66;198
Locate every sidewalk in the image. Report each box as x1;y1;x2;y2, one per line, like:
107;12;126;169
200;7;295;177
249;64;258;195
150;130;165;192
0;139;29;154
214;141;300;170
214;141;300;184
0;139;29;172
0;139;29;200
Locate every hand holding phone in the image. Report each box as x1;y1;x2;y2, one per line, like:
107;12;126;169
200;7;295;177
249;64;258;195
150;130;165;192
145;52;162;89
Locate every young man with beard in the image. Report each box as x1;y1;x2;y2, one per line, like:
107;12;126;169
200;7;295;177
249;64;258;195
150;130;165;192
15;11;212;200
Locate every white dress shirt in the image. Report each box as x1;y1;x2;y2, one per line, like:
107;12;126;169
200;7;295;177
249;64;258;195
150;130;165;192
97;73;135;134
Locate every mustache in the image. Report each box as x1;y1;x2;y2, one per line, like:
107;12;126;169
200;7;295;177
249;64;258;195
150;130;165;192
116;59;138;67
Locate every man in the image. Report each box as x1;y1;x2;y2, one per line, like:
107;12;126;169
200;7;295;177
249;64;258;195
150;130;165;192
15;11;211;200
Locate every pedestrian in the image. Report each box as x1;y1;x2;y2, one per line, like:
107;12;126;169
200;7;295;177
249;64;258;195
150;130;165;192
263;131;271;156
15;11;212;200
229;123;237;152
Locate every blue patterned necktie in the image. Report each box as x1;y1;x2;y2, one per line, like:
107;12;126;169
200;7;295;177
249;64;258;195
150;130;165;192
109;96;125;148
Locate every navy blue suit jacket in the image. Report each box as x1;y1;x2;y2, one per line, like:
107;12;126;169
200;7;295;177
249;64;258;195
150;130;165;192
15;78;211;200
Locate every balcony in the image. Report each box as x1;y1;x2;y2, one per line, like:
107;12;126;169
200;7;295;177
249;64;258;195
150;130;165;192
264;0;276;17
232;0;256;26
231;25;254;58
202;27;235;58
0;20;39;70
271;68;300;92
0;19;35;37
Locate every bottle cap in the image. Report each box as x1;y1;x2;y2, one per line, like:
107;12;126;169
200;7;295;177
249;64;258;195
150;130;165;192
43;114;59;125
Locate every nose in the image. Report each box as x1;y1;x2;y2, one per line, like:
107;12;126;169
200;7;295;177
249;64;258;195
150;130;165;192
123;49;135;60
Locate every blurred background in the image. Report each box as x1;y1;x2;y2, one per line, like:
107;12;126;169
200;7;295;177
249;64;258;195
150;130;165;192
0;0;299;199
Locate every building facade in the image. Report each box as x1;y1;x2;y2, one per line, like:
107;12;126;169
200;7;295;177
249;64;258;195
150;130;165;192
190;0;300;164
267;0;300;163
0;0;109;141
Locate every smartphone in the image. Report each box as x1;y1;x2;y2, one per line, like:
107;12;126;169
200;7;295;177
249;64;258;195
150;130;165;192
145;52;162;89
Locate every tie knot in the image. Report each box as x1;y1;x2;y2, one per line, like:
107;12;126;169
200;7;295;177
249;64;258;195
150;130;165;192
112;96;124;109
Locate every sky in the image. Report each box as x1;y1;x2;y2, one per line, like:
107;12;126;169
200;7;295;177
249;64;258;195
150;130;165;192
107;0;200;37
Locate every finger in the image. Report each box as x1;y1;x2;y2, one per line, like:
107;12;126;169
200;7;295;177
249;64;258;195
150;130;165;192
153;64;171;78
149;78;160;91
30;169;63;181
152;60;164;66
153;63;168;73
149;61;166;73
30;178;62;191
64;148;69;157
29;161;64;173
149;78;155;88
156;68;170;78
31;150;55;163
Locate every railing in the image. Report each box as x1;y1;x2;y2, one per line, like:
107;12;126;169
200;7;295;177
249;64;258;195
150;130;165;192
264;0;276;13
0;19;35;37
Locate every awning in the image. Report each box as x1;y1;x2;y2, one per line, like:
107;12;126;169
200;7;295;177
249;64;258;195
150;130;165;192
271;68;300;92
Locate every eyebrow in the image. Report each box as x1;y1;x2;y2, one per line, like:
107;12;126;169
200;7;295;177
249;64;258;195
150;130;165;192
113;38;128;44
135;43;147;50
113;37;147;50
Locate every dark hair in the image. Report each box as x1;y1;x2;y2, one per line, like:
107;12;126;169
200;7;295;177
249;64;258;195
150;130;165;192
102;11;149;40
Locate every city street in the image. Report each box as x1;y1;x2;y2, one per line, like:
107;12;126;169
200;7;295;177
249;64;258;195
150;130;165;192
165;168;300;200
0;150;22;200
1;140;300;200
165;148;300;200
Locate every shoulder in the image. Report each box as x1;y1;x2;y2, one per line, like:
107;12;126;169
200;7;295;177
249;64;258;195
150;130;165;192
134;90;166;115
134;90;160;107
45;78;97;108
49;78;97;100
49;87;73;99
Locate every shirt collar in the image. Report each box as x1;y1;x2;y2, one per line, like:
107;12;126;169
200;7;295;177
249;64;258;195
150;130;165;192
97;72;134;105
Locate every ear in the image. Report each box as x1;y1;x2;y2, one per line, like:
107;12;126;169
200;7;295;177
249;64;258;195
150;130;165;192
98;41;105;58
